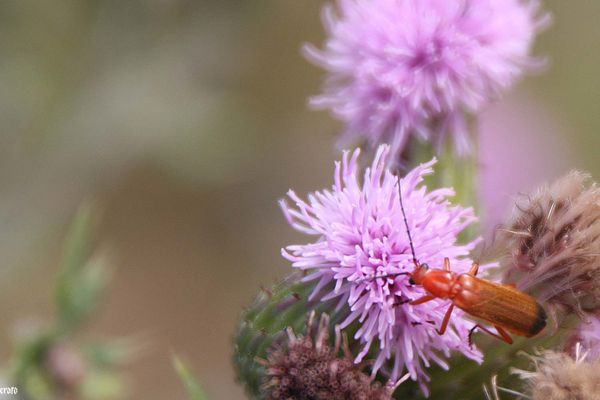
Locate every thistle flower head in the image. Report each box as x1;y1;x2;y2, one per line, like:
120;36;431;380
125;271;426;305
499;171;600;320
511;345;600;400
261;312;393;400
280;145;484;391
305;0;548;160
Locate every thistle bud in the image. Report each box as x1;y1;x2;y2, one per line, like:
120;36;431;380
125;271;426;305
260;312;393;400
232;273;348;398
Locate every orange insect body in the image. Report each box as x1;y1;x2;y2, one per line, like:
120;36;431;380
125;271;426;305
409;261;547;342
395;177;546;343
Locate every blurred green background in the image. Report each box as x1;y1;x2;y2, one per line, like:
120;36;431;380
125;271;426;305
0;1;597;399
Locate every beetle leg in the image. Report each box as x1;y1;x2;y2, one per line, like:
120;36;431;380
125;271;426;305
409;294;436;305
493;325;513;344
443;257;451;271
436;304;455;335
395;298;412;305
468;324;513;346
468;262;480;277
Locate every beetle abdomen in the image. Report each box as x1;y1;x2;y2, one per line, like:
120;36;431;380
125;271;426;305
528;302;547;336
454;276;546;337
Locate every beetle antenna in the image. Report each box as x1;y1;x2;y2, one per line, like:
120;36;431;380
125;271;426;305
355;272;410;284
397;175;419;267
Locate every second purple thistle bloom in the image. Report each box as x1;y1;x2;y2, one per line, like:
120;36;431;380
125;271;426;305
304;0;548;159
280;145;487;392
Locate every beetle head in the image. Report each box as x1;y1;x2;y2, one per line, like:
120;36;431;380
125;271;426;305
408;263;429;285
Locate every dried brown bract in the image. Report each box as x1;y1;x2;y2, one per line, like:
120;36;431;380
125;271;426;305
498;171;600;320
259;312;393;400
512;345;600;400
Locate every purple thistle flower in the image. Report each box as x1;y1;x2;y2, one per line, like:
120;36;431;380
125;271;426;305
280;145;485;392
304;0;549;159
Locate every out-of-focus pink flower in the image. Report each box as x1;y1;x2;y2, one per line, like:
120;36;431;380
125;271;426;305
567;316;600;362
280;145;484;392
579;317;600;361
478;92;574;239
305;0;548;160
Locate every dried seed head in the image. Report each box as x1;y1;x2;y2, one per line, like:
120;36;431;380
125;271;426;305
262;312;393;400
498;171;600;319
512;345;600;400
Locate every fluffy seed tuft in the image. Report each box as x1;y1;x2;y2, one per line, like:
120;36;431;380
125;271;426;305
512;344;600;400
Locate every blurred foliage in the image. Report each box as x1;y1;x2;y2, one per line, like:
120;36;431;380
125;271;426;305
55;204;110;332
0;0;260;182
172;355;208;400
7;204;129;400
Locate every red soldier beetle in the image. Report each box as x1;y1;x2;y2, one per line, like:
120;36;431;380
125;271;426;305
373;177;547;345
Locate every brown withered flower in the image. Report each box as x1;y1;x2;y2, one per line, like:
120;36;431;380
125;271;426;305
511;344;600;400
498;171;600;321
259;312;393;400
